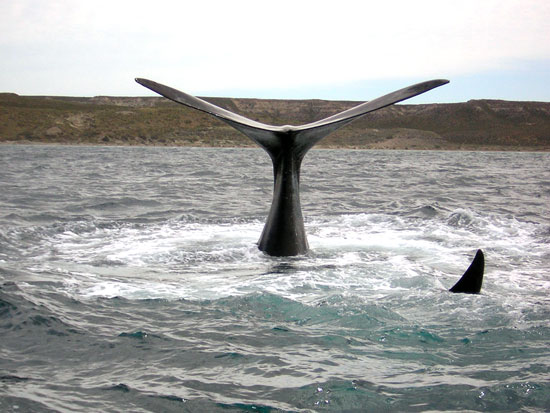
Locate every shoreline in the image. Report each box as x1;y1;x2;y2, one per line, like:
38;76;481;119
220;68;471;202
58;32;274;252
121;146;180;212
2;140;549;152
2;93;549;152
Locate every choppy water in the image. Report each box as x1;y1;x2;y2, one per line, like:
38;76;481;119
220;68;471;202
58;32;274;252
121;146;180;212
1;145;549;412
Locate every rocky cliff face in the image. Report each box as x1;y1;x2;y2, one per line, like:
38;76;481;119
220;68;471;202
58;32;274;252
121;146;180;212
1;92;549;150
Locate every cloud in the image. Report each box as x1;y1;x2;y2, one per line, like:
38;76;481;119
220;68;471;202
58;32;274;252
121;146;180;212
1;0;549;97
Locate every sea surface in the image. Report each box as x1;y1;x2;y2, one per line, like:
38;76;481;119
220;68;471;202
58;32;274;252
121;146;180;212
0;145;549;412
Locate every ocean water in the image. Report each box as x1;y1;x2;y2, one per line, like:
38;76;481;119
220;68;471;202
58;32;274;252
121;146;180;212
0;145;549;412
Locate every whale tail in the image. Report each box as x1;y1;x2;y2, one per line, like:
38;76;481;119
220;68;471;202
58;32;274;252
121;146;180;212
134;77;449;156
135;77;449;256
450;249;484;294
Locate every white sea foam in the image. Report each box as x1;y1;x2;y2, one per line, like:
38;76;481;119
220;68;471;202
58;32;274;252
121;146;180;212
27;204;541;308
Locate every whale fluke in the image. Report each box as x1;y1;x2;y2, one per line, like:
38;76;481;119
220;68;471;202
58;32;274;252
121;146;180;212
135;77;449;256
450;249;484;294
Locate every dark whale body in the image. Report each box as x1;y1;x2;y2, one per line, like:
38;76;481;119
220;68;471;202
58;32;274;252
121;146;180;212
136;78;448;256
450;249;485;294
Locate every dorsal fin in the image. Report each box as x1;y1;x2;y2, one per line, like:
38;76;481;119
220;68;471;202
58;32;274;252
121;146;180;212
450;249;485;294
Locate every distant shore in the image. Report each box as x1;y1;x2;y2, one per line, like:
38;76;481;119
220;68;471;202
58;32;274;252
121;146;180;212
2;140;548;152
2;93;549;151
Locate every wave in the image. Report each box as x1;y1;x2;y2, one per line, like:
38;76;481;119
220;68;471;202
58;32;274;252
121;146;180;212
1;146;549;412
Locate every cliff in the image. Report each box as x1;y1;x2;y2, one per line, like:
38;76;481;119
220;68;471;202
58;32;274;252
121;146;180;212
1;92;549;150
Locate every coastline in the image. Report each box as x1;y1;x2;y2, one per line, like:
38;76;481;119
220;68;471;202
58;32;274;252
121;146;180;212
2;139;548;152
2;93;549;152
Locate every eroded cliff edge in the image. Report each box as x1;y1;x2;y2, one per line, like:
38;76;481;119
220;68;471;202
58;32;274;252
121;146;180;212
1;93;549;150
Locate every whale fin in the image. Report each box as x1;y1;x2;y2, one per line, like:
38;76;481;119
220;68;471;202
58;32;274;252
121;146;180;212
450;249;484;294
298;79;449;130
135;78;281;131
135;78;449;152
293;79;449;150
136;77;290;152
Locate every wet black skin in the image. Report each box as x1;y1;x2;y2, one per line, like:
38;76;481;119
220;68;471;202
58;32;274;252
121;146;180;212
135;78;449;256
450;249;485;294
257;131;309;255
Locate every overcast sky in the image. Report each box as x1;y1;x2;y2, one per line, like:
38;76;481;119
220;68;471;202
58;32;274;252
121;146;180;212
1;0;549;103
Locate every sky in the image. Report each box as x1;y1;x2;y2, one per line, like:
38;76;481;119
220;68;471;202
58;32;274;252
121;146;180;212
1;0;549;103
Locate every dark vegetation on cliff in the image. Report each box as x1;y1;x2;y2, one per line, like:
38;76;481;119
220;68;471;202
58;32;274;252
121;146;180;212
1;92;549;150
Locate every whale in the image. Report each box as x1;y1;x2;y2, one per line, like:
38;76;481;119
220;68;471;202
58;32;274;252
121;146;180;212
136;78;448;256
450;249;484;294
